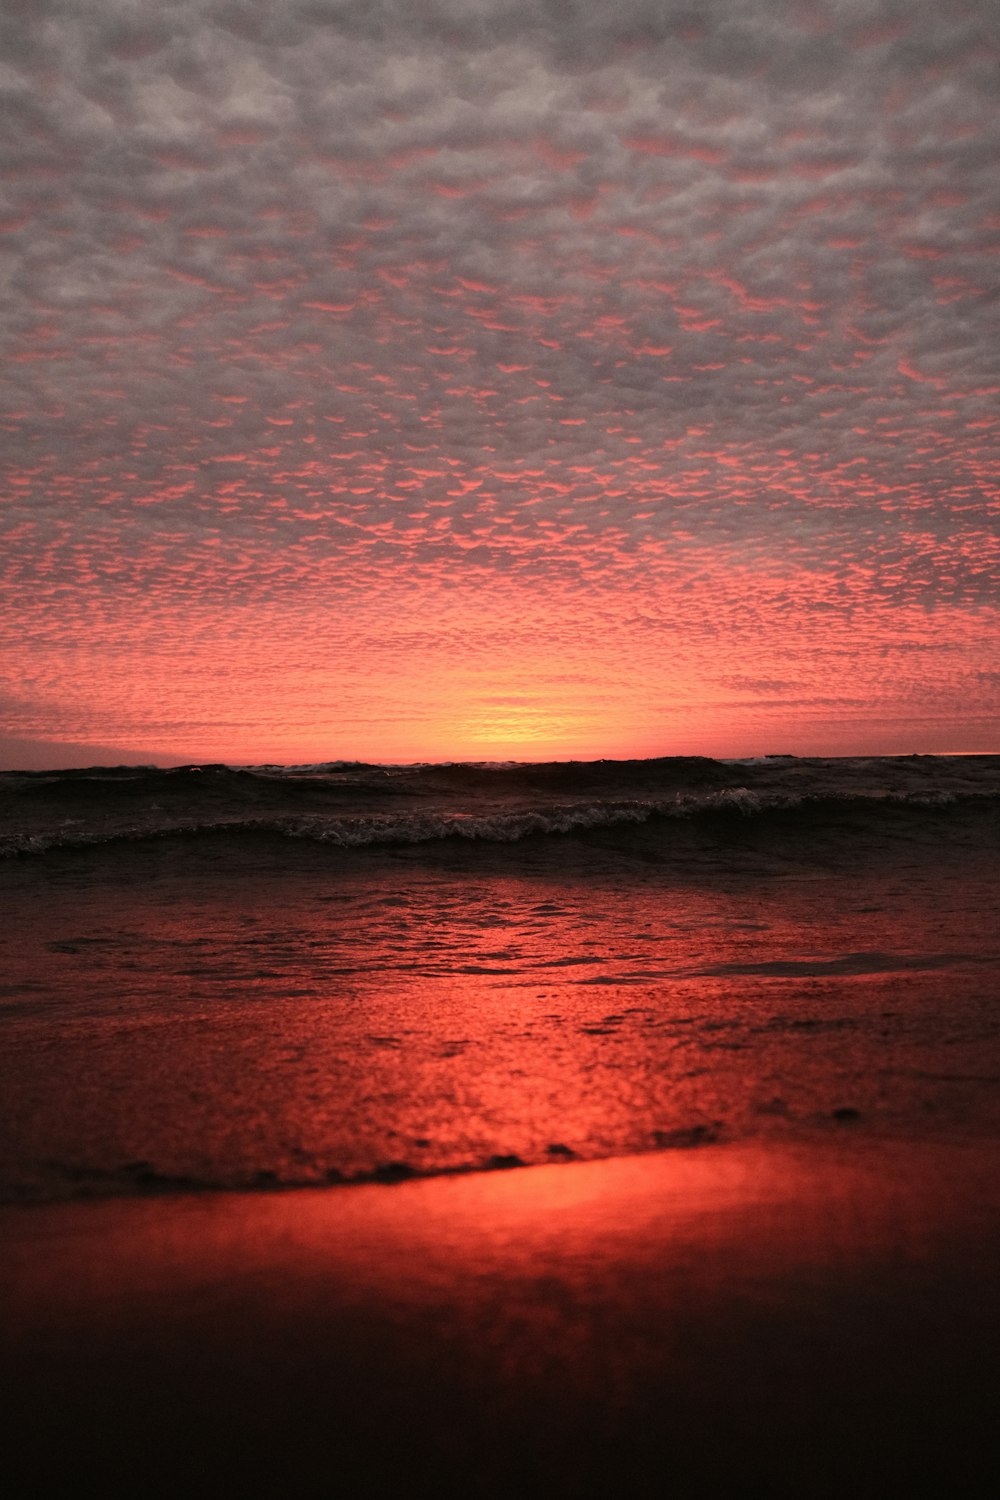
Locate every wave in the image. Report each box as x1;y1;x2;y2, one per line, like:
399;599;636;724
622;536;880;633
2;784;993;858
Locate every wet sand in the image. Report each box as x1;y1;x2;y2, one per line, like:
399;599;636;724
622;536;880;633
4;1136;999;1497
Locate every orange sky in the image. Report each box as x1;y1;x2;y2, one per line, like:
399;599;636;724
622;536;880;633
1;1;998;767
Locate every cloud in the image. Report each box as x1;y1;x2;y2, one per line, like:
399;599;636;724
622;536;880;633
0;1;998;757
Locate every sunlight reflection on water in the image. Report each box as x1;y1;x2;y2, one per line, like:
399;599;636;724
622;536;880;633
1;831;998;1199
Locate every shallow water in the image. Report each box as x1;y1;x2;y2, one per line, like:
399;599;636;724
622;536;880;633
3;784;999;1200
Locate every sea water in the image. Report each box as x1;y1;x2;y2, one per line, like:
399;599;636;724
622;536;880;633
2;754;998;1200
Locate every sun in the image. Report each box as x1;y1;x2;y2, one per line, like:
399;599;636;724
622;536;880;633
452;703;593;761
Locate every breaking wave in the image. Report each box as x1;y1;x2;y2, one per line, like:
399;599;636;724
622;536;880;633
1;784;991;858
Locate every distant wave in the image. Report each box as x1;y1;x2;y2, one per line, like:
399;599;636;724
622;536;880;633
2;785;994;858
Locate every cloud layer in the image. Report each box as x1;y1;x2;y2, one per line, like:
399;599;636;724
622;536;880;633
2;1;998;760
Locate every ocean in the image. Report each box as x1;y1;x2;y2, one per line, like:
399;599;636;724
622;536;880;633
3;753;999;1203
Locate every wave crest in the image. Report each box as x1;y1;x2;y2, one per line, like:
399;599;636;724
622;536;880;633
1;784;993;858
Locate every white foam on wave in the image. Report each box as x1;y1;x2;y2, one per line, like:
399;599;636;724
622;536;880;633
3;783;988;859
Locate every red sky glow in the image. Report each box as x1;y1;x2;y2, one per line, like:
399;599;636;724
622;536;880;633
1;1;998;767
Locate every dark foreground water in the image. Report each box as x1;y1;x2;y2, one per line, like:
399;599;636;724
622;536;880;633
2;754;999;1202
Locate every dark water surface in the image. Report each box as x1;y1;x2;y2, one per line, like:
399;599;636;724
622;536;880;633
4;755;1000;1497
2;754;998;1201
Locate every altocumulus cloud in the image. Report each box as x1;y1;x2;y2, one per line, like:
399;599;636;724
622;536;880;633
0;0;998;760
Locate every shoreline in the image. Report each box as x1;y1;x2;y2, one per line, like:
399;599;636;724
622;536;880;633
5;1134;998;1495
3;1110;1000;1207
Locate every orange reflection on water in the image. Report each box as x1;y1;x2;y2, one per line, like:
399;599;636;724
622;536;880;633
4;826;999;1200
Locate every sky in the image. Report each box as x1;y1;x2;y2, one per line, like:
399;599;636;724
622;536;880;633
1;0;998;768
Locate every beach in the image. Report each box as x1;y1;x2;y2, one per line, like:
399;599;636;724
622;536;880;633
2;756;999;1493
4;1138;1000;1496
